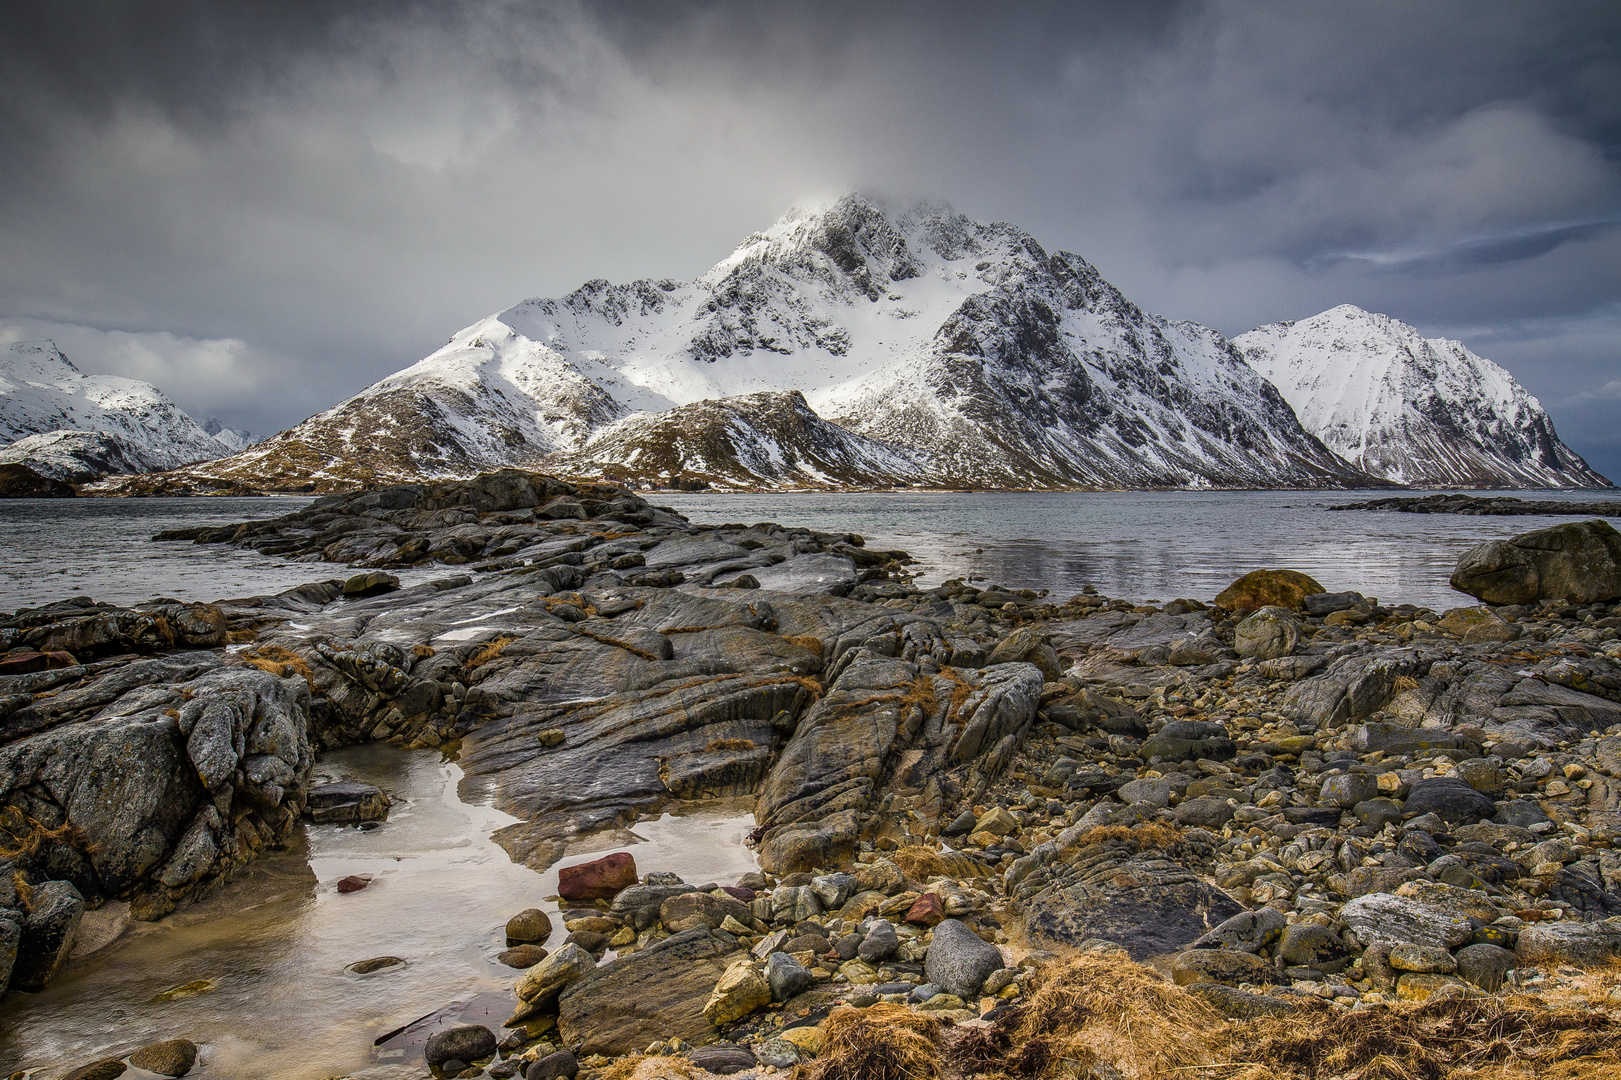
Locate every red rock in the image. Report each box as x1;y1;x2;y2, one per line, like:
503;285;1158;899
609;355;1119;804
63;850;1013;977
720;885;755;902
904;892;945;927
557;852;637;902
0;652;47;676
336;874;373;894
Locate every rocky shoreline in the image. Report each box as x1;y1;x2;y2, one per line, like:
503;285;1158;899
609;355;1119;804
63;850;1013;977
1333;492;1621;517
5;470;1621;1079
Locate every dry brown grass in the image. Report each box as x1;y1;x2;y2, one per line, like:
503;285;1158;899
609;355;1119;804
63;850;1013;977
12;870;33;911
600;1054;702;1080
705;738;757;752
226;627;260;645
0;806;94;862
1222;992;1621;1080
411;643;436;658
465;635;517;669
810;1003;943;1080
889;845;954;882
1069;822;1186;852
952;953;1222;1080
241;645;316;689
786;634;826;657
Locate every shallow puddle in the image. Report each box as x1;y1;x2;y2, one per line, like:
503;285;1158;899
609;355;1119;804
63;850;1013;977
1;744;756;1079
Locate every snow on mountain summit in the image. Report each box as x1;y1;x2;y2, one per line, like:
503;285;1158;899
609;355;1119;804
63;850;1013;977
0;339;235;478
1234;306;1610;488
154;194;1379;492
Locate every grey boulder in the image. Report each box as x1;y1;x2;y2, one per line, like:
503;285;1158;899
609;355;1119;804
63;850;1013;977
924;918;1004;998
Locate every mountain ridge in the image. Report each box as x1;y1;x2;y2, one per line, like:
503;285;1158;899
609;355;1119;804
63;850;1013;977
1234;305;1610;489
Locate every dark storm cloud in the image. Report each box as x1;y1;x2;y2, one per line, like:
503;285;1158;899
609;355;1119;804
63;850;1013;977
0;1;1617;474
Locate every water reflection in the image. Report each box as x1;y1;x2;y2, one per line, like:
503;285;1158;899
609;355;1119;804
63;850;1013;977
660;489;1620;611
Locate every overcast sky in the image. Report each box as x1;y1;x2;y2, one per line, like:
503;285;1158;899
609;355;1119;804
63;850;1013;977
2;1;1618;477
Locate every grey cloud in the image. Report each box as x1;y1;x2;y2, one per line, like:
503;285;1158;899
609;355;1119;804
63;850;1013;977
0;0;1617;476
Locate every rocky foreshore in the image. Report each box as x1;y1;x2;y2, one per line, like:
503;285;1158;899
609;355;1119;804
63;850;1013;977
1333;492;1621;517
6;470;1621;1079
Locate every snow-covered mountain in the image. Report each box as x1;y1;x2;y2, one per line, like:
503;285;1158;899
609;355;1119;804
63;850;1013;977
201;418;259;454
153;195;1370;492
1234;306;1610;489
0;340;238;479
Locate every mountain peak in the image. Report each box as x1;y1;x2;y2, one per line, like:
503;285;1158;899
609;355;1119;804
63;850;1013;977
1235;307;1610;488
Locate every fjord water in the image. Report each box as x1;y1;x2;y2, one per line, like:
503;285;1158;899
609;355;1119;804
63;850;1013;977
660;488;1621;611
3;490;1616;613
0;743;757;1078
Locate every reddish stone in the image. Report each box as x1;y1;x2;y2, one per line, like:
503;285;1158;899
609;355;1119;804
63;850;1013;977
336;874;373;894
904;892;945;927
558;852;638;902
720;885;755;902
0;651;77;676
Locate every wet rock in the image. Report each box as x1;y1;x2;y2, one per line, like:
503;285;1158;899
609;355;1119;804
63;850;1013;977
342;571;400;598
1450;519;1621;604
1213;569;1324;614
515;942;597;1005
498;945;549;968
1170;948;1278;986
11;879;83;990
526;1050;579;1080
305;781;390;825
425;1025;497;1068
336;874;372;894
347;956;406;974
558;927;745;1056
766;950;813;1001
1233;606;1301;660
128;1038;199;1077
559;852;638;902
59;1061;126;1080
1516;919;1621;965
924;918;1004;997
506;908;554;945
1455;943;1516;991
1402;777;1497;825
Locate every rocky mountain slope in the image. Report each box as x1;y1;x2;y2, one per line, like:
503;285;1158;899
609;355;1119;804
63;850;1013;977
136;196;1371;492
1235;306;1610;489
0;340;243;478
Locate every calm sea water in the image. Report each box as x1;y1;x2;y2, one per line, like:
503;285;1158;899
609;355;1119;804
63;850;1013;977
1;490;1615;613
656;489;1621;612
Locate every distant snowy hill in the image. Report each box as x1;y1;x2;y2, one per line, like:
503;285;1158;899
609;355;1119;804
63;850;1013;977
1234;306;1610;489
0;340;236;479
202;417;259;454
152;195;1369;492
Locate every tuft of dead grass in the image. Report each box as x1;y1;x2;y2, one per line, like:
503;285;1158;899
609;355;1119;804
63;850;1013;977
411;643;436;658
241;645;316;689
464;635;517;669
965;953;1221;1080
1223;992;1621;1080
1069;822;1186;852
705;738;757;752
600;1054;701;1080
810;1003;943;1080
890;845;954;882
0;805;95;862
786;634;826;658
